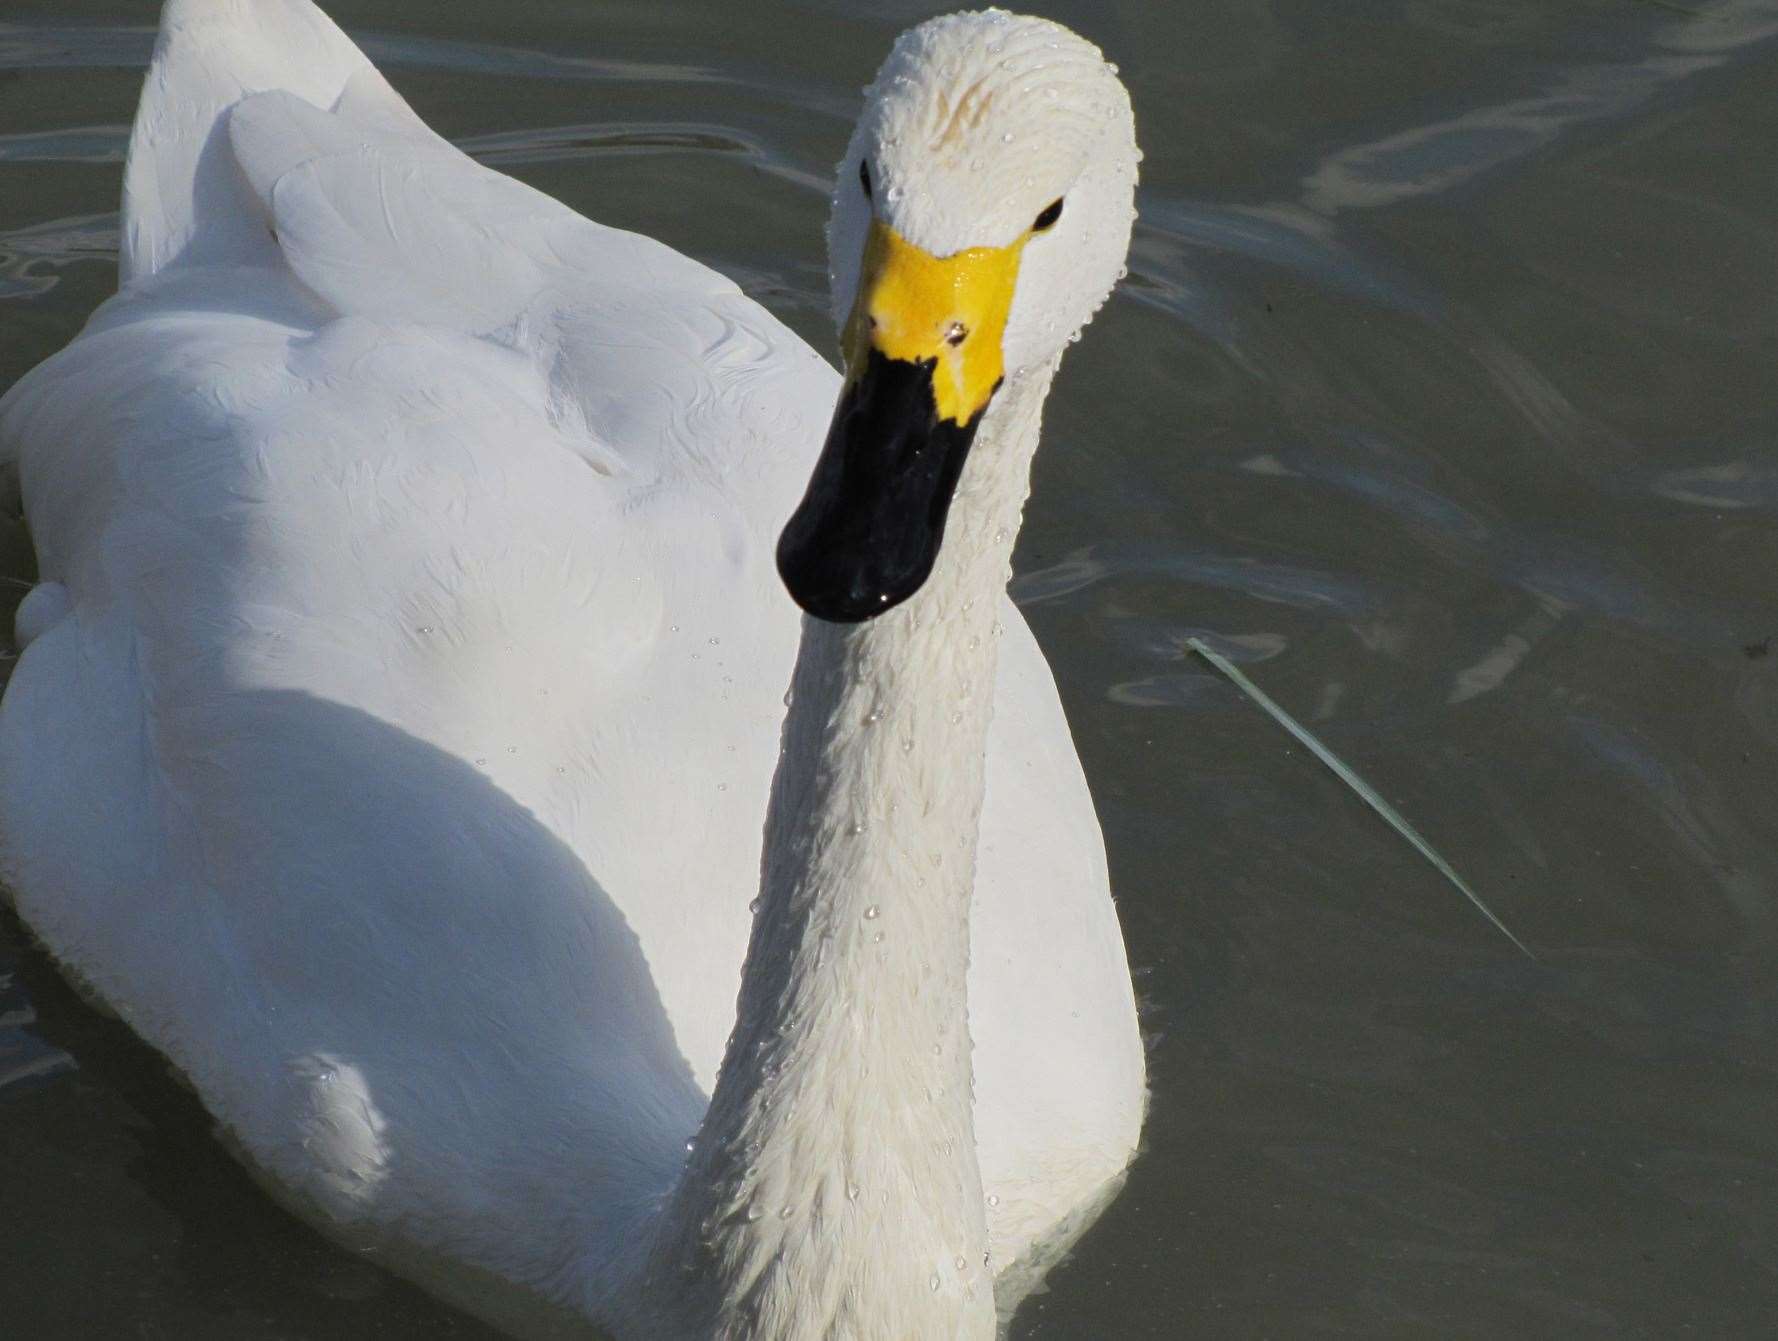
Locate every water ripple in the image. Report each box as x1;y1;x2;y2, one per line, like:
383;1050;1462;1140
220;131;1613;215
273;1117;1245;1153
1300;2;1778;213
0;212;119;300
0;124;128;164
0;22;719;84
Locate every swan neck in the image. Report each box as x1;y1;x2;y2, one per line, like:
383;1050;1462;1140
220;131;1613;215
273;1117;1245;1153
646;362;1057;1338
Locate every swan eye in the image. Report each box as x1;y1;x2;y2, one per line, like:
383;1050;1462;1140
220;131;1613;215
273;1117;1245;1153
860;158;873;201
1031;197;1063;232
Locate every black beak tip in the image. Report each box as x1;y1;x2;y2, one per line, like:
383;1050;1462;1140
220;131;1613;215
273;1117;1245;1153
776;348;985;626
775;537;920;624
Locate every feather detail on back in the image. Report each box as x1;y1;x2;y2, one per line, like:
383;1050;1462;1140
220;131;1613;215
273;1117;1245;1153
122;0;374;281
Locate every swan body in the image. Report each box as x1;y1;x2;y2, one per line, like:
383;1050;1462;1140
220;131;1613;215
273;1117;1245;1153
0;3;1145;1337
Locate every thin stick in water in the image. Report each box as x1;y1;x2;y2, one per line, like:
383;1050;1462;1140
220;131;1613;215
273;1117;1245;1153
1187;637;1534;960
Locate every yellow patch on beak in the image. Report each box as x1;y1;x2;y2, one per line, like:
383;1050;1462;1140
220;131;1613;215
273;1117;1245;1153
842;220;1026;427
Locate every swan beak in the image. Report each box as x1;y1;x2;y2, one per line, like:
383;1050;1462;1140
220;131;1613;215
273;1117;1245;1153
778;220;1024;623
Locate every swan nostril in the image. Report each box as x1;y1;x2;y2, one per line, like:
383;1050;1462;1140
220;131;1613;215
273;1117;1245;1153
866;314;880;332
943;321;968;347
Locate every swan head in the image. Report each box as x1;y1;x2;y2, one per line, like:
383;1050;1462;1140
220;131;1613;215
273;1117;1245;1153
777;9;1137;623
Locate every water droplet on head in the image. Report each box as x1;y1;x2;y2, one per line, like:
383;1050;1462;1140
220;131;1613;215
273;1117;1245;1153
847;1183;861;1202
1001;131;1014;144
863;905;879;921
987;1193;1000;1207
779;1206;794;1220
783;688;795;707
871;931;884;944
748;898;761;914
746;1204;762;1222
930;1274;941;1292
955;1255;968;1271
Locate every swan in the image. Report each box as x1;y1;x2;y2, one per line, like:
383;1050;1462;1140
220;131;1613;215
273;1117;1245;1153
0;2;1145;1337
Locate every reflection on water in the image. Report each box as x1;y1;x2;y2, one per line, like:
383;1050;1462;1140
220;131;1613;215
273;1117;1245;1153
1302;0;1778;213
0;211;117;300
2;1;1776;1337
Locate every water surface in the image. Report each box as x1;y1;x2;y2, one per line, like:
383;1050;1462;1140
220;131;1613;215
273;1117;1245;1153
2;1;1776;1336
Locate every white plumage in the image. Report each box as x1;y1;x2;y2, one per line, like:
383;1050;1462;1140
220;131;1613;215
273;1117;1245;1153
0;3;1145;1337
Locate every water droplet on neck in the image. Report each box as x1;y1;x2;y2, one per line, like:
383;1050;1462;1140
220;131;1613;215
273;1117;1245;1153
779;1206;794;1220
746;1204;762;1222
748;897;761;914
862;905;879;921
929;1274;941;1292
847;1183;861;1201
987;1193;1000;1207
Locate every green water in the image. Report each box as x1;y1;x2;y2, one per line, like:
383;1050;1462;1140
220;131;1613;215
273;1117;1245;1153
3;1;1777;1336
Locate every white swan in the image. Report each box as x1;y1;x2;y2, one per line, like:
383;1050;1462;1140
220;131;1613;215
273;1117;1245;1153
0;2;1144;1337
